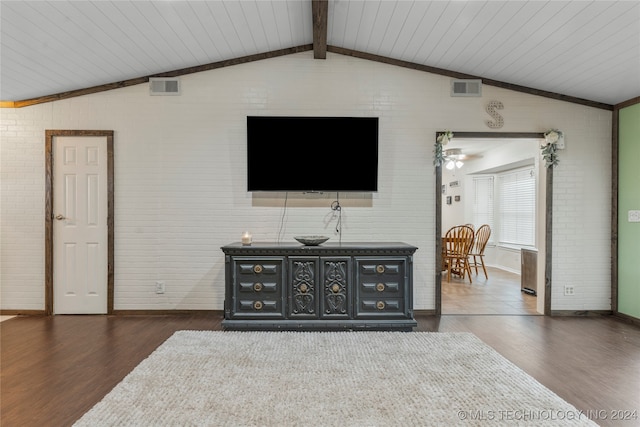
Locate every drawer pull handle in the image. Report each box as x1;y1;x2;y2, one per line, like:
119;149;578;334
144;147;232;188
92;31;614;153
253;282;263;292
253;265;263;274
376;265;385;274
376;301;386;310
376;283;385;292
253;301;263;310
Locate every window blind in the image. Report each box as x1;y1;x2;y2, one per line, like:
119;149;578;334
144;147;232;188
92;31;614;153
472;176;494;241
498;167;535;246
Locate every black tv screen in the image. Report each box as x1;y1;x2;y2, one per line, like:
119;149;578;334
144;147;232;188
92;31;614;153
247;116;379;192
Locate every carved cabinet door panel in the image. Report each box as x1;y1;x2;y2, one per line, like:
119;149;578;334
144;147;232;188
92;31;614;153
320;257;352;319
288;257;319;318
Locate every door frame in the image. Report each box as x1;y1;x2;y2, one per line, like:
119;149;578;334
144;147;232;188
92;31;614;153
45;130;114;315
435;131;552;315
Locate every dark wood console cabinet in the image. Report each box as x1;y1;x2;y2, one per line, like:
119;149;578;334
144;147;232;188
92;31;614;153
221;242;418;331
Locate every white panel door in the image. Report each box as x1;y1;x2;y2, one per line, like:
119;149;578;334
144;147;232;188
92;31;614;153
53;136;108;314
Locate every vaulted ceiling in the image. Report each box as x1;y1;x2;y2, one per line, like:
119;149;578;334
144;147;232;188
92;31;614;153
1;1;639;108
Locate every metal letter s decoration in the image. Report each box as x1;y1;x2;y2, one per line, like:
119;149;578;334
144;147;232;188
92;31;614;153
485;100;504;129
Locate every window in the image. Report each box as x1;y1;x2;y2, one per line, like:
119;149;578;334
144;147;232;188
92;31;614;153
472;176;494;242
497;167;535;247
472;167;536;248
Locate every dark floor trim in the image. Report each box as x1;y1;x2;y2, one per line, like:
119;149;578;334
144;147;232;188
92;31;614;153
613;312;640;327
550;310;613;317
112;310;221;316
413;309;437;316
0;310;46;316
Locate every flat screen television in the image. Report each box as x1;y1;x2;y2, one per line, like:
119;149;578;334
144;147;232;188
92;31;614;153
247;116;379;192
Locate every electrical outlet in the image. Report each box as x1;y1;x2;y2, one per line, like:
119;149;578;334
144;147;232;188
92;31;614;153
628;210;640;222
155;281;165;294
564;285;575;296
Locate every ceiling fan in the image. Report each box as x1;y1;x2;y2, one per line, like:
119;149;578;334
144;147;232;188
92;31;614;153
443;148;481;170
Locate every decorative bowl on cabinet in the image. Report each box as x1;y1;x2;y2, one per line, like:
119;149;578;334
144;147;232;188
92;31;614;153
294;236;330;246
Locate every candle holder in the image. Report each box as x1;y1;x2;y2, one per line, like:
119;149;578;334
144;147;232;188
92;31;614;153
241;232;252;246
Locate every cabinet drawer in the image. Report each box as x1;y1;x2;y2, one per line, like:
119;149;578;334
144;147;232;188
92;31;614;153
359;298;404;314
358;260;403;278
359;281;400;296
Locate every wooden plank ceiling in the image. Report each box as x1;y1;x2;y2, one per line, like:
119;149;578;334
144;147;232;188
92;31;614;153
1;0;638;107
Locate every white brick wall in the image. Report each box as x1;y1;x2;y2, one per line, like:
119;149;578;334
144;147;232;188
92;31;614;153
0;51;611;312
1;107;49;310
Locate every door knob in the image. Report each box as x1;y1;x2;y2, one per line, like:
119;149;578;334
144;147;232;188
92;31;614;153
55;214;66;220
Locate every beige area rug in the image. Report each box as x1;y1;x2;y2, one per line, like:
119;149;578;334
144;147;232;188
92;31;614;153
74;331;598;426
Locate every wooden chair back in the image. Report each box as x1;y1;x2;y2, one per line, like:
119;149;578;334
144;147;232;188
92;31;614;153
445;225;475;257
443;225;475;283
469;224;491;279
471;224;491;255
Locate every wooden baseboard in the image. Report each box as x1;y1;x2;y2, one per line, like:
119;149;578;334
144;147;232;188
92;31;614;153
413;309;437;316
1;309;222;317
613;311;640;327
549;310;613;317
0;309;46;316
111;309;222;316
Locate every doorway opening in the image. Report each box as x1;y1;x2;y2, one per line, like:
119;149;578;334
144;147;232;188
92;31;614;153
435;132;551;316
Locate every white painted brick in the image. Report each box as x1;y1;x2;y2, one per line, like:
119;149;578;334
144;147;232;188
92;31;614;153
1;52;612;312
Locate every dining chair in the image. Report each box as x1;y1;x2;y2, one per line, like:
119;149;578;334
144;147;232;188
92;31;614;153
443;225;475;283
468;224;491;279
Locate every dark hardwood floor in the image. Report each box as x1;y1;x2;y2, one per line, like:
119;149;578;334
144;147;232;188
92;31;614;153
1;313;639;427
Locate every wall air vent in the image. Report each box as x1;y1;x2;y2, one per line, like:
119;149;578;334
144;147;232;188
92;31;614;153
149;77;180;96
450;79;482;97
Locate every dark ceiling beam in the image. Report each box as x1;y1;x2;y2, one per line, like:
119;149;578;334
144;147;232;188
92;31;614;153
312;0;328;59
7;45;313;108
328;46;613;111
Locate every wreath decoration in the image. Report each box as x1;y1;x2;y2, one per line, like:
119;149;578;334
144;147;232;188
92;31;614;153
542;129;563;168
434;130;453;167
